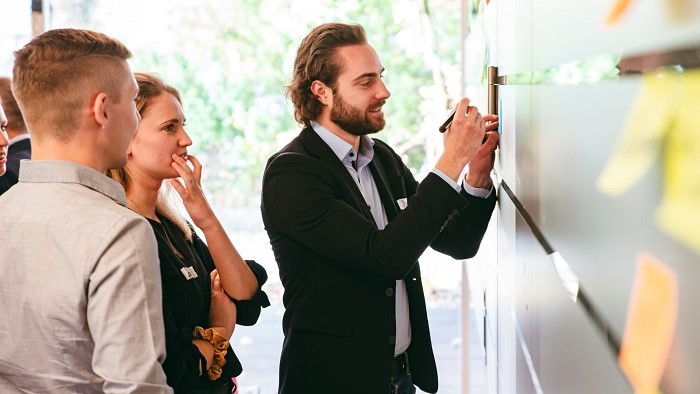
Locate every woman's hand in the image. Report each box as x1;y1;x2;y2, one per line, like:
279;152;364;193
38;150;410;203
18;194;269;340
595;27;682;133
169;153;217;231
170;153;259;300
208;269;237;339
193;270;237;373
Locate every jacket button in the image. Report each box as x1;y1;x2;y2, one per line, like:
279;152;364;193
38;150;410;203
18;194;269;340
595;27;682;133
385;288;394;297
388;335;396;345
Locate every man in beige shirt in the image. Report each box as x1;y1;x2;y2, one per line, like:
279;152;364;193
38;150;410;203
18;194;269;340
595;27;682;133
0;29;172;393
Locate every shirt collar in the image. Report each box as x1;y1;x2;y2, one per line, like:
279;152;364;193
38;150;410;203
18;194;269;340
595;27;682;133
310;120;375;167
8;133;30;146
18;160;128;206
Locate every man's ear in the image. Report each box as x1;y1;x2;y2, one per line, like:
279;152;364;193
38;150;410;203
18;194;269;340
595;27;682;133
310;80;332;106
92;92;109;128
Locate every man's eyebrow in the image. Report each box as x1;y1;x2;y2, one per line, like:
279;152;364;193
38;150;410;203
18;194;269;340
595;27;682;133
352;68;385;81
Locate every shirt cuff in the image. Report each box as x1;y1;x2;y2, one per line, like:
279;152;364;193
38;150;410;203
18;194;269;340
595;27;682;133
462;174;493;199
431;168;494;199
431;168;461;193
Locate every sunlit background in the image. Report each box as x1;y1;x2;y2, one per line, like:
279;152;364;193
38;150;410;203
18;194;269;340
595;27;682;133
0;1;470;393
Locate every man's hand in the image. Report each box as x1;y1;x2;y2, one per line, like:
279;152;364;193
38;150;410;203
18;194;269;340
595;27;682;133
466;114;499;188
436;97;488;182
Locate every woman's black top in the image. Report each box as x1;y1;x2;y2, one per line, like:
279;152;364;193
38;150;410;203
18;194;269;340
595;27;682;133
148;214;270;393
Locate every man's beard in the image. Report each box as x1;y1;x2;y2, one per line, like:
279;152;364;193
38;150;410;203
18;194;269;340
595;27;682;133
330;92;386;136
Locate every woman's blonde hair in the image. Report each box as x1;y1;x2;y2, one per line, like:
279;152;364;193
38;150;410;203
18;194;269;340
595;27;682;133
107;72;192;240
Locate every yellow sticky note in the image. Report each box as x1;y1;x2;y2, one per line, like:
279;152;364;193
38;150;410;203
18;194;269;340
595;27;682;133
619;253;678;393
597;70;700;255
656;71;700;255
606;0;694;25
664;0;696;22
597;73;676;196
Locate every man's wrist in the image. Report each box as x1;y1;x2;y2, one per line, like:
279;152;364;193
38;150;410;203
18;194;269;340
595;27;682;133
436;156;467;183
465;171;491;189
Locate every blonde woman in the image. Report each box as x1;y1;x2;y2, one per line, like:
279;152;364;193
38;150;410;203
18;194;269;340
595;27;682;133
109;72;269;393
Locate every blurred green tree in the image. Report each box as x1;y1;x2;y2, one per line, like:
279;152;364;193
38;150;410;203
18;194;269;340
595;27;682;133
52;0;461;210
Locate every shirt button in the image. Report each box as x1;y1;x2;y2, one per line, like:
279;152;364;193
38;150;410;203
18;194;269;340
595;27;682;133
349;152;355;157
388;335;396;345
385;288;394;297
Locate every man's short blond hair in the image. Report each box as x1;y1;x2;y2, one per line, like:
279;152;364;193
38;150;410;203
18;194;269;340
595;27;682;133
12;28;132;141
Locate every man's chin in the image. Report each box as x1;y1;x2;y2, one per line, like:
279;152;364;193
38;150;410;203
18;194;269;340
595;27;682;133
369;119;385;134
348;126;383;136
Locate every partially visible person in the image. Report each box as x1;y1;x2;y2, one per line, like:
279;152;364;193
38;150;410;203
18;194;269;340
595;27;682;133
0;101;8;176
0;76;30;194
261;23;499;394
0;29;172;393
108;72;269;393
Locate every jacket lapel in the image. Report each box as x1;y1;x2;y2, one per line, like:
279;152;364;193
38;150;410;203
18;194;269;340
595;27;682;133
369;157;399;221
298;127;375;222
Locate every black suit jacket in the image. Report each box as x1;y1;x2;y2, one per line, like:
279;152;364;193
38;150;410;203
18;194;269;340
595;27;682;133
0;137;31;195
261;127;496;394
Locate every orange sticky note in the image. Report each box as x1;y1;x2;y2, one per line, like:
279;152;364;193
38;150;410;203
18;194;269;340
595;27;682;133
605;0;635;24
618;253;678;393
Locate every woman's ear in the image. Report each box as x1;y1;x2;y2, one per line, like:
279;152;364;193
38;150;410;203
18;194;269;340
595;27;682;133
310;80;332;106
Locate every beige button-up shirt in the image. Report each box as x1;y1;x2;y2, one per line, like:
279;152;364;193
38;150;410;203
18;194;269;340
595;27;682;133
0;160;172;393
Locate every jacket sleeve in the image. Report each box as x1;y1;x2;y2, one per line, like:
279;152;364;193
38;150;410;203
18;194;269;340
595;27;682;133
192;234;270;326
261;151;476;280
380;140;497;259
232;260;271;326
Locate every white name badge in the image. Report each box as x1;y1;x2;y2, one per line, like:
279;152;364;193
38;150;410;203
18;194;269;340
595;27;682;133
180;266;199;280
396;198;408;210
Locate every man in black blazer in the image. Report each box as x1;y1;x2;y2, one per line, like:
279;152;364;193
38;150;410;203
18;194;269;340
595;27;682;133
261;23;500;394
0;77;31;195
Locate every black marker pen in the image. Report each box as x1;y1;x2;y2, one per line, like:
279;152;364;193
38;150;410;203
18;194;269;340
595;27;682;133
438;108;456;133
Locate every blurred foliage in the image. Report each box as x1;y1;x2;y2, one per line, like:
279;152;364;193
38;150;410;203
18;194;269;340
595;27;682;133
507;54;622;85
50;0;461;209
